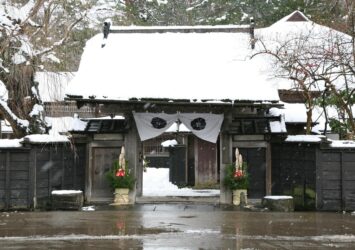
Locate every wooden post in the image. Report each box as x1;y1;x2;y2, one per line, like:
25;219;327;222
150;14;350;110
266;142;272;195
124;116;141;202
219;132;232;204
72;146;77;189
85;142;92;202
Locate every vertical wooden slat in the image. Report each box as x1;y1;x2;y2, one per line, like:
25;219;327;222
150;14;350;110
315;148;322;210
49;147;52;194
341;151;345;211
265;142;272;195
61;145;65;189
5;151;10;209
73;146;77;189
29;148;36;209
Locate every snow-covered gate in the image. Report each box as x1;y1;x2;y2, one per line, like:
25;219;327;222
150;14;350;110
0;143;86;210
272;141;355;211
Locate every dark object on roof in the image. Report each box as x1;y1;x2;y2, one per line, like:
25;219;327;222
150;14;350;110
83;119;128;133
103;21;111;39
278;90;322;103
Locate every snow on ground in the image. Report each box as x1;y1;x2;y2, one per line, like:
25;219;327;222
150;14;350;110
161;139;178;147
81;206;95;211
143;167;219;197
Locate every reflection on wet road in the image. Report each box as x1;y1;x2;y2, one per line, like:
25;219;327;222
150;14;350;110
0;204;355;249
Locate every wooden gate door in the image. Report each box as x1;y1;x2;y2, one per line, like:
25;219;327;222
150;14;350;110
238;148;266;199
169;145;187;186
92;148;120;201
196;138;218;186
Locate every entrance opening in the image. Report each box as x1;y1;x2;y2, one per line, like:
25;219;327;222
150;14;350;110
233;147;266;199
142;132;220;199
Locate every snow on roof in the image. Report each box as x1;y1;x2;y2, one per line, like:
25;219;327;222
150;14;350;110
0;139;23;148
258;11;346;42
45;116;87;134
286;135;355;147
269;120;287;133
35;72;75;102
330;140;355;148
264;195;293;200
51;190;83;195
285;135;326;143
82;115;125;120
270;102;352;134
23;134;69;144
256;11;353;91
66;25;280;102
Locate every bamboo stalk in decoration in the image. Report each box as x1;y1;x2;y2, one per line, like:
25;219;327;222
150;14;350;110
119;146;126;170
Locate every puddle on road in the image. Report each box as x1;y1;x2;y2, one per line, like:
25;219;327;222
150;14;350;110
178;215;197;218
135;226;180;235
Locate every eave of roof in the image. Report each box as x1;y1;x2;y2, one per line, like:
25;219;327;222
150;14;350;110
66;96;283;108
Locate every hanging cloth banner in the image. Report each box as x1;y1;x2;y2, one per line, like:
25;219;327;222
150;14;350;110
133;112;224;143
179;113;224;143
133;112;177;141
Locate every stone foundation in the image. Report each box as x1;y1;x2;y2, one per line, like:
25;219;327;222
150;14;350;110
51;190;84;210
262;196;294;212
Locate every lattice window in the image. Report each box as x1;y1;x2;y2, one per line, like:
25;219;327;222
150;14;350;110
143;135;174;156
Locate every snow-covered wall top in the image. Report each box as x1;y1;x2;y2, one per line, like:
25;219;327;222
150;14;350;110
66;25;281;102
285;135;355;148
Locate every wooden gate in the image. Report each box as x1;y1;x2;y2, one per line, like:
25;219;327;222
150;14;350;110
195;138;218;186
318;150;355;211
237;148;266;199
91;147;120;201
169;145;187;186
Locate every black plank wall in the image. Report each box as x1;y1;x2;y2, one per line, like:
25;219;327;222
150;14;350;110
272;141;355;211
0;143;86;210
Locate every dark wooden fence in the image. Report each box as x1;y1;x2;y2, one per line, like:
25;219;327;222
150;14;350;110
316;149;355;211
272;141;355;211
0;142;86;210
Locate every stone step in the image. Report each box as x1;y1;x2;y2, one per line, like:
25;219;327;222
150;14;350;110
136;196;220;204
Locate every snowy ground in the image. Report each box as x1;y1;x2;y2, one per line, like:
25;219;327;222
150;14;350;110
142;167;220;197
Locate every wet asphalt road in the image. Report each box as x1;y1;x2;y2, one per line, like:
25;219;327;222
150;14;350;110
0;204;355;249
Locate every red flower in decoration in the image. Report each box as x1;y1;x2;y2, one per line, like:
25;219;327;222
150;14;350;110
234;170;243;179
116;168;125;177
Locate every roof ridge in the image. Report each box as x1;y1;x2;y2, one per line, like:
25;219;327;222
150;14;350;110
271;10;310;27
